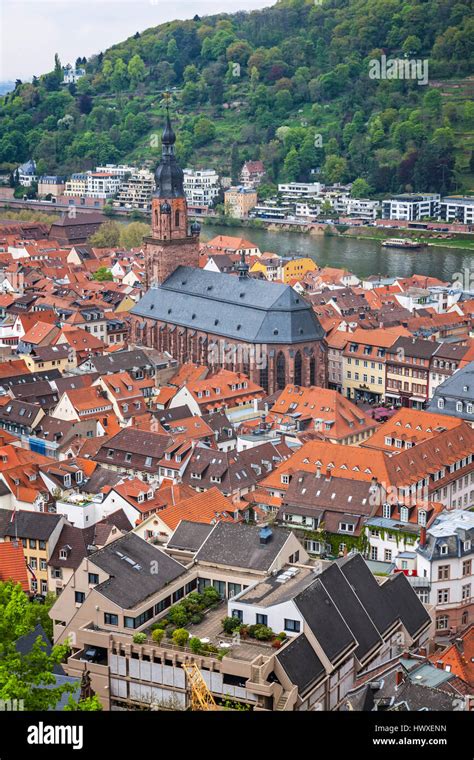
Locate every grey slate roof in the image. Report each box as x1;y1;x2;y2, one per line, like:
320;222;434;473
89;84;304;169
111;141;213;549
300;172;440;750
381;572;431;638
277;634;325;694
317;562;382;663
91;533;186;609
79;349;155;375
167;520;214;553
195;522;291;572
427;361;474;424
338;553;399;637
0;510;62;541
131;266;325;344
294;578;356;664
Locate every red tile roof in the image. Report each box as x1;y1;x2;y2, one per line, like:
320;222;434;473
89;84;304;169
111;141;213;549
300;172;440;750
0;541;30;591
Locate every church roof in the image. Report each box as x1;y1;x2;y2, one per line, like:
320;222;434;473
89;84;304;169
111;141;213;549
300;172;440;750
131;266;325;344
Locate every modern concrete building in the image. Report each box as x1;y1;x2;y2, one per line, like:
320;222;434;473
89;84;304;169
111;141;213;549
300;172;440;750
49;527;431;711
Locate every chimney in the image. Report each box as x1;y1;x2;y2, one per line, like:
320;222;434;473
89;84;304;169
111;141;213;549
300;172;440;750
435;660;444;670
325;467;331;481
419;526;427;547
395;670;404;687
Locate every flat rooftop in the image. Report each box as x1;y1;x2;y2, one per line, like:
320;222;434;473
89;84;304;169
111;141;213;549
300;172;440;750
235;566;317;608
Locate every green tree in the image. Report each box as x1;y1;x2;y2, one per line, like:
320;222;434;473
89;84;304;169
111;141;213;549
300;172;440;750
88;220;121;248
283;146;300;181
119;221;150;248
431;127;455;152
127;55;146;88
92;266;113;282
111;59;128;93
350;178;372;198
402;35;422;56
322;154;347;184
151;628;165;644
172;628;190;647
193;117;216;147
64;695;103;711
0;582;73;710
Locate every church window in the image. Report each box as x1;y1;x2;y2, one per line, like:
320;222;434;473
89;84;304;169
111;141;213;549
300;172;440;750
276;352;286;390
294;351;302;386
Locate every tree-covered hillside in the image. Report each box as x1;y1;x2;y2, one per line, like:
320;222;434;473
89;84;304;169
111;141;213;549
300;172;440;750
1;0;473;195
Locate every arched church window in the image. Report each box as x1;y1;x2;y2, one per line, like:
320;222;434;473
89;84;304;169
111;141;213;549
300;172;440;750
276;351;286;390
294;351;302;386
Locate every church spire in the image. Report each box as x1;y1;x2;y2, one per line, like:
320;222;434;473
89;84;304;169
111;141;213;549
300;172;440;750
153;97;184;199
238;249;249;280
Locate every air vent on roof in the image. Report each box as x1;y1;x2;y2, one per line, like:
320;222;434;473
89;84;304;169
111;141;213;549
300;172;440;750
259;526;272;545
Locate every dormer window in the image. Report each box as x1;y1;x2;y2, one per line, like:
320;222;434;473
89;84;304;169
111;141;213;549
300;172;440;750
75;471;83;484
400;506;409;523
281;474;289;485
440;544;448;555
437;398;444;409
456;401;463;412
63;474;71;488
125;452;132;463
137;493;145;503
418;510;427;527
464;540;471;552
382;503;391;519
59;545;70;560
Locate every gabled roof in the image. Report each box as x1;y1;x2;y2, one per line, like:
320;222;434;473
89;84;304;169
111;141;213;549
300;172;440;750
276;634;325;695
294;577;356;664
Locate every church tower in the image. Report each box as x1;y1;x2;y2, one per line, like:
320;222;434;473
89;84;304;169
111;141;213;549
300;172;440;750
144;107;200;288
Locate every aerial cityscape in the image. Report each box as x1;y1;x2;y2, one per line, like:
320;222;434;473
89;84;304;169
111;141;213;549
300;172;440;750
0;0;472;748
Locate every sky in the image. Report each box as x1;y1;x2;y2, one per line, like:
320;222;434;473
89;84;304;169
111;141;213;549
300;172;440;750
0;0;272;81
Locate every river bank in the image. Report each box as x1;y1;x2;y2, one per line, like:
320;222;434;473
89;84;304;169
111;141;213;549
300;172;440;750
199;222;474;281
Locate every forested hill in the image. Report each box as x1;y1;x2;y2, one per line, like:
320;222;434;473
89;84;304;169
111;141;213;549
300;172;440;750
1;0;473;195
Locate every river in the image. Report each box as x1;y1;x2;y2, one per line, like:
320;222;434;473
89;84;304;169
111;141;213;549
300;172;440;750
200;223;474;282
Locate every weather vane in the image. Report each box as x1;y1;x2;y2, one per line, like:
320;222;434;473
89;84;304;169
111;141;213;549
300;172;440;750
161;90;172;114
